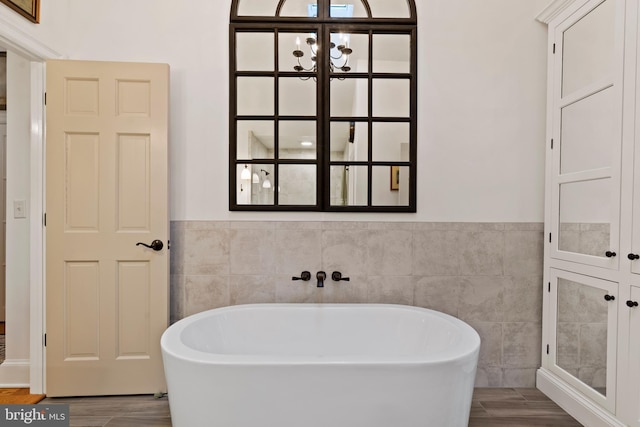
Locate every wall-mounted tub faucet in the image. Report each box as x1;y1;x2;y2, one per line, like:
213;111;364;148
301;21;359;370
292;271;311;281
316;271;327;288
331;271;350;282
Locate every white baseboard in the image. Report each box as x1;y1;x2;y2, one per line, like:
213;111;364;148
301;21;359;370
537;368;626;427
0;358;30;387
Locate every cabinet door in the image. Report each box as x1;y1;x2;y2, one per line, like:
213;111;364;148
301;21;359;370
630;15;640;275
548;269;618;413
550;0;624;269
622;286;640;426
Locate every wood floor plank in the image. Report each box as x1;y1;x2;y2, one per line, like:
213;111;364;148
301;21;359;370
472;387;526;402
69;416;111;427
43;395;170;418
41;388;584;427
515;388;554;401
469;416;583;426
479;400;577;417
104;417;172;426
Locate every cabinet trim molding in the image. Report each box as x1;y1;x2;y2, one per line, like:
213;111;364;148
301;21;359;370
537;0;581;23
537;369;627;427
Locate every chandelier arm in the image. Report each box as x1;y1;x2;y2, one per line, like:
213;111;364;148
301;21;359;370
296;58;317;73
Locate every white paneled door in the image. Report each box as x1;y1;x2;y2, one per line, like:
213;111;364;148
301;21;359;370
45;60;169;396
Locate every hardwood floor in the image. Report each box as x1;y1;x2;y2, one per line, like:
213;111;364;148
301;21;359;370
40;394;171;427
40;388;583;427
470;388;583;426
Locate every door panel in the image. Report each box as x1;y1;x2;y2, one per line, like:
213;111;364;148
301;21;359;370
550;0;623;269
548;268;618;413
46;60;169;396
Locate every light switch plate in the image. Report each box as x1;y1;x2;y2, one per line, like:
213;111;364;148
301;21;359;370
14;199;26;218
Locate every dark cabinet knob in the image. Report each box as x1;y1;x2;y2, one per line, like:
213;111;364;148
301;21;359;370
605;251;617;258
628;253;640;260
626;300;639;308
136;239;164;251
604;294;615;302
292;271;311;281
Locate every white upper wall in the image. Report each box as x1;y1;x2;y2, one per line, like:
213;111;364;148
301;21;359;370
0;0;68;57
24;0;550;222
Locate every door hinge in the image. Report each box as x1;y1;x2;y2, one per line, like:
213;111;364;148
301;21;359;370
548;282;551;292
43;212;46;226
552;43;556;54
44;92;46;105
546;344;550;354
43;333;47;347
550;139;554;149
549;233;552;243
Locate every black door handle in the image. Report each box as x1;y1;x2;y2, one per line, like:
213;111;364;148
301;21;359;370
136;240;164;251
604;294;615;302
626;300;639;308
605;251;617;258
628;253;640;260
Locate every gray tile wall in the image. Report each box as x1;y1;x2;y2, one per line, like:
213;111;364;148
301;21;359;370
169;221;544;387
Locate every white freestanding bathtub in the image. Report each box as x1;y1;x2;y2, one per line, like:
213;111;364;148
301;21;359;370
161;303;480;427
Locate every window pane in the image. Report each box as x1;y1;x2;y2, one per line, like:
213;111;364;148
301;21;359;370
237;32;274;71
373;79;409;117
237;77;274;115
280;31;319;74
330;0;368;17
237;120;274;160
559;178;611;257
279;165;317;205
279;121;316;159
279;77;316;116
331;165;367;206
373;34;410;73
280;0;317;17
236;164;275;205
368;0;411;18
560;87;614;174
372;122;409;162
331;78;367;117
330;121;359;161
372;165;409;206
237;0;280;16
330;32;368;74
557;277;609;396
562;0;615;96
331;121;368;161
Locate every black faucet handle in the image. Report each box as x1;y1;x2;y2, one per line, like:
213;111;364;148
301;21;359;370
292;271;311;281
331;271;350;281
316;271;326;288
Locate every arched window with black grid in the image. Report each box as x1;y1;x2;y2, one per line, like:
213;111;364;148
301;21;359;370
230;0;417;212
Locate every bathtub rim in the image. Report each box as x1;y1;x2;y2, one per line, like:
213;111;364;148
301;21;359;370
161;303;481;367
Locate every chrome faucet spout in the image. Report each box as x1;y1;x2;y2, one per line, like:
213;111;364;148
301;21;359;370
316;271;326;288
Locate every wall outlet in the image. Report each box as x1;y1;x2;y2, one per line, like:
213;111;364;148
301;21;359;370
13;199;26;219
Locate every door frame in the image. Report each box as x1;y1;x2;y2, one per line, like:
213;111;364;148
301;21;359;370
0;12;62;393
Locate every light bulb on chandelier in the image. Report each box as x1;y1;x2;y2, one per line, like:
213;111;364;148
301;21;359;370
292;34;352;80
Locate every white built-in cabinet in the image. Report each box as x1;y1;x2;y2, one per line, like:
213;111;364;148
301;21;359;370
540;0;640;425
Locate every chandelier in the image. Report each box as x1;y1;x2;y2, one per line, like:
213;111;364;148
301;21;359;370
292;35;353;79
